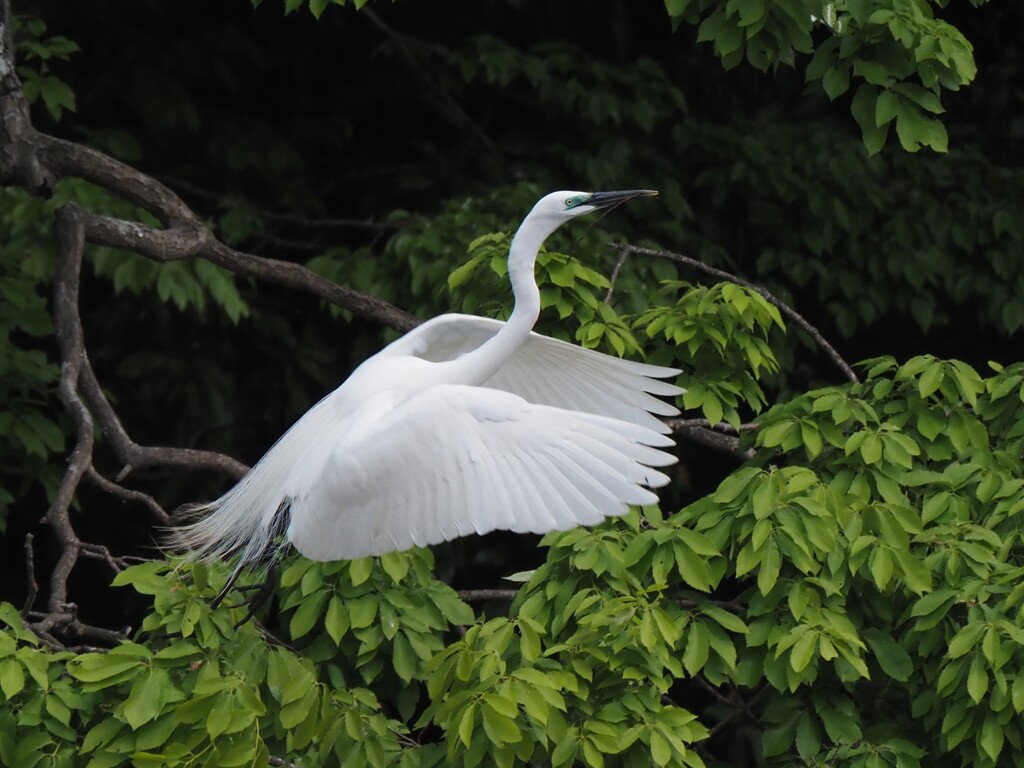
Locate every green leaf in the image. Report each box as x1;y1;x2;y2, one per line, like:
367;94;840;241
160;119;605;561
392;631;417;683
850;85;887;155
795;712;821;758
980;713;1004;761
38;76;76;119
206;698;232;739
289;591;328;639
480;700;522;746
757;537;781;595
380;551;410;583
1012;674;1024;713
349;557;374;586
123;666;172;730
875;91;899;127
458;702;476;748
862;630;912;681
860;433;883;464
911;590;956;619
822;66;850;101
69;652;144;684
853;59;891;87
0;659;25;698
650;731;671;767
790;631;817;673
967;655;988;703
663;0;691;16
682;623;710;676
324;596;349;645
948;624;984;659
348;596;378;629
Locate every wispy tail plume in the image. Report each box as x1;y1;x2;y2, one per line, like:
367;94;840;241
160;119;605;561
165;392;339;571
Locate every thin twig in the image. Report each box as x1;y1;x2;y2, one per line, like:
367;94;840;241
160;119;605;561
695;676;735;708
605;246;631;303
705;685;771;739
85;466;171;525
677;597;746;614
79;542;130;573
458;589;518;602
611;243;858;383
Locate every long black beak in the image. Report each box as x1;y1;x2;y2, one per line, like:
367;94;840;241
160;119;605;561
587;189;658;208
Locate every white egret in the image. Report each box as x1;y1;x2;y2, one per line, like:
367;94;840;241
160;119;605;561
171;190;682;567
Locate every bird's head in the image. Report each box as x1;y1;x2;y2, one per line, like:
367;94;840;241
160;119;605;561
531;189;659;222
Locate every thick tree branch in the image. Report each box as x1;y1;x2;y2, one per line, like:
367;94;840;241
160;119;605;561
610;243;859;383
71;206;420;331
0;0;48;191
48;206;89;610
667;418;757;458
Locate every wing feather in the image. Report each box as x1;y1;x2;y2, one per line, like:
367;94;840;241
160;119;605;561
379;314;683;432
287;384;676;560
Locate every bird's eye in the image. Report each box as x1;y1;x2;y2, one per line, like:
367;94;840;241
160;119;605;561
565;198;574;207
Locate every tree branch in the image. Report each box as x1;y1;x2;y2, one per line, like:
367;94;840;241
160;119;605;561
77;348;249;482
458;589;519;602
22;534;37;613
48;205;90;610
85;466;170;525
611;243;859;383
604;246;631;303
669;420;755;459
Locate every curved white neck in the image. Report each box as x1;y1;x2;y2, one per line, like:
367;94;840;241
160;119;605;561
447;217;556;385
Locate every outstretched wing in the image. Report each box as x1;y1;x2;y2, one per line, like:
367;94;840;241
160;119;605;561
286;384;676;561
381;314;683;433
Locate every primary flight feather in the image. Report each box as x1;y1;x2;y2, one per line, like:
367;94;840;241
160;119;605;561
170;190;682;565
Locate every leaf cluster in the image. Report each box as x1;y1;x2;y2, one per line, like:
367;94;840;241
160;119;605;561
665;0;981;154
13;15;78;121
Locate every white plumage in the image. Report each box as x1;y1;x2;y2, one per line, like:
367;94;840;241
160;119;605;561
170;190;681;565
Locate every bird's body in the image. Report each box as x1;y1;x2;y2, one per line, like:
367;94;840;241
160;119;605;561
171;190;682;566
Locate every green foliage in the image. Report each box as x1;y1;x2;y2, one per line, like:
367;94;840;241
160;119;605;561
0;188;63;529
460;36;689;141
711;355;1024;765
13;15;79;121
636;281;784;426
276;549;472;710
664;0;981;154
682;121;1024;342
5;336;1024;766
263;0;373;18
0;562;417;768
